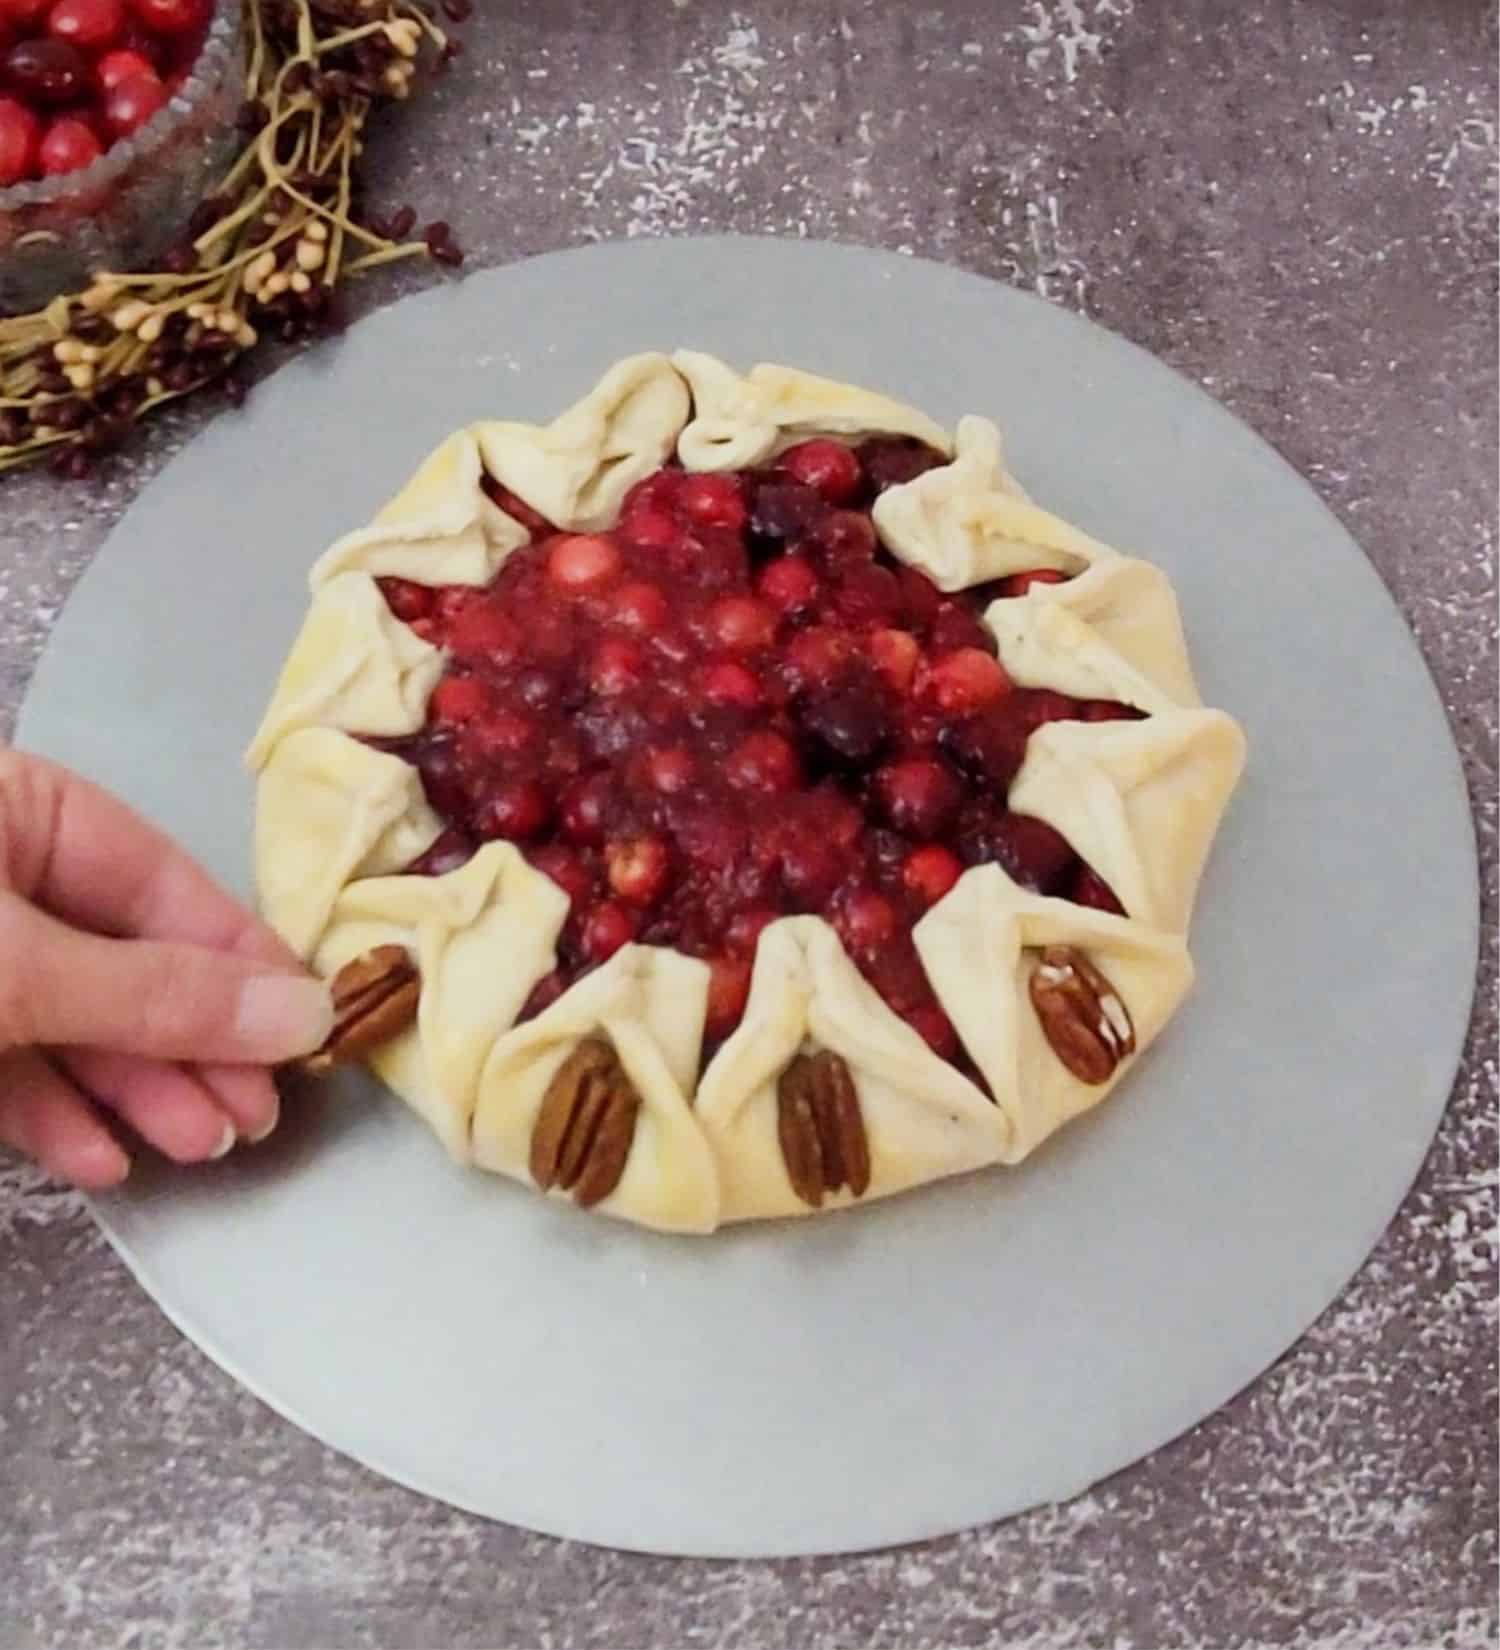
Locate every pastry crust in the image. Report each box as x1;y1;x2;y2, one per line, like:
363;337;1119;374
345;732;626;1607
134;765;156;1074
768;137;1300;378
250;353;1245;1231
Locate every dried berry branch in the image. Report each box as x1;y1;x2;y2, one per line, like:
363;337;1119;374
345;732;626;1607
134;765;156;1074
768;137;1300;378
0;0;465;477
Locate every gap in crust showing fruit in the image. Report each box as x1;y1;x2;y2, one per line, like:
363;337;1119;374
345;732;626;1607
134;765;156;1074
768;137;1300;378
364;436;1143;1075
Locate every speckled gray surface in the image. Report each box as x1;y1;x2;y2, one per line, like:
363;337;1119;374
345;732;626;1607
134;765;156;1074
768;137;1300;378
1;3;1495;1647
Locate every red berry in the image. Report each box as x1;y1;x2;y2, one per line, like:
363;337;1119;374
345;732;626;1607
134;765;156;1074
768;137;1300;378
446;601;522;664
807;509;879;567
548;532;620;589
783;625;851;690
3;38;88;105
705;954;753;1037
919;647;1010;713
466;707;535;757
836;888;898;953
125;0;205;33
869;627;920;694
929;603;995;656
725;730;801;794
38;113;100;172
102;68;165;137
726;907;777;955
580;900;637;962
477;777;550;842
874;757;963;837
703;659;763;709
990;812;1077;895
429;675;488;725
606;832;670;905
1081;698;1141;723
906;1001;959;1059
1070;864;1125;915
0;96;40;187
832;562;903;628
902;844;963;907
757;554;819;614
48;0;123;46
1;0;53;23
589;635;645;695
643;745;695;794
1010;687;1080;734
611;579;668;634
480;476;553;538
707;594;776;653
620;468;683;517
519;969;567;1021
619;506;679;554
559;772;610;845
897;564;942;629
679;472;747;531
377;576;434;623
999;568;1069;597
777;438;862;504
529;844;593;906
778;833;841;906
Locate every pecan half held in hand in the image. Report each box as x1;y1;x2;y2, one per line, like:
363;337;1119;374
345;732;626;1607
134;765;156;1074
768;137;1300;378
530;1037;642;1208
776;1049;871;1208
1028;944;1136;1085
297;945;421;1076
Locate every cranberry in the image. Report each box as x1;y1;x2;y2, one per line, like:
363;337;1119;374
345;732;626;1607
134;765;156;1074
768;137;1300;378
447;601;522;663
777;438;862;505
642;745;695;794
1;0;52;23
126;0;205;32
408;826;474;878
990;812;1077;895
428;675;488;725
726;907;777;955
612;580;668;634
621;468;683;517
999;568;1069;597
832;563;903;628
589;636;645;696
38;112;101;171
703;659;763;710
606;832;670;905
707;595;776;653
466;706;534;757
4;37;88;105
1070;864;1125;915
519;969;567;1021
559;772;611;845
902;844;963;907
897;565;942;630
870;628;920;694
807;509;878;568
579;900;637;963
757;555;819;614
1081;699;1142;723
725;730;801;794
480;476;553;538
102;67;164;136
0;96;39;186
929;603;996;656
783;625;852;690
378;576;435;623
801;682;889;763
619;506;680;554
857;435;947;493
749;479;829;544
48;0;123;46
1009;688;1080;735
529;843;593;905
907;1001;959;1059
836;889;898;953
478;778;550;842
675;805;746;870
874;757;963;837
549;533;621;590
919;648;1010;713
705;955;753;1038
514;666;561;710
679;472;748;531
778;833;841;906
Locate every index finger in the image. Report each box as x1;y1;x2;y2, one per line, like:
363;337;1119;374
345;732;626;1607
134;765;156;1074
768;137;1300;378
0;749;297;966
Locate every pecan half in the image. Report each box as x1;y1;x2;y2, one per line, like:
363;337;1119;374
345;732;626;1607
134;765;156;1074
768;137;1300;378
530;1037;641;1208
298;945;421;1076
1028;945;1135;1085
776;1049;871;1207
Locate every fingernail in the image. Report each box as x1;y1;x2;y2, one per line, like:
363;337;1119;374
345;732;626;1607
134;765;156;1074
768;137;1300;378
209;1120;237;1160
235;974;333;1061
247;1096;280;1145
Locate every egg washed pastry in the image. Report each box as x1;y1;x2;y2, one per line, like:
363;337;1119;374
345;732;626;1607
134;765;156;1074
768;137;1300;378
249;352;1246;1233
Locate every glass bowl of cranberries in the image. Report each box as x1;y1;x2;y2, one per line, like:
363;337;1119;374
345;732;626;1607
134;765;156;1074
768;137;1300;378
0;0;240;312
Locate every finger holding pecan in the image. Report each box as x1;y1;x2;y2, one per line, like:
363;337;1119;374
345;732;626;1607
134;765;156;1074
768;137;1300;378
296;945;421;1076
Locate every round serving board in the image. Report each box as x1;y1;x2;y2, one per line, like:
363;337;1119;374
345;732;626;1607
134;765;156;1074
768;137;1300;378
14;238;1478;1557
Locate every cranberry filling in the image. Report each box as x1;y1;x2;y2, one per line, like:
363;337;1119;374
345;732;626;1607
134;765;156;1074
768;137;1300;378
369;438;1141;1067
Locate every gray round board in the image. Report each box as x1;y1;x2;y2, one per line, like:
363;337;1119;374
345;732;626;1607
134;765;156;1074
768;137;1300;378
14;238;1478;1557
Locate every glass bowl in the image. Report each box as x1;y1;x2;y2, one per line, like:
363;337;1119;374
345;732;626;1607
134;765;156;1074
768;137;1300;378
0;0;244;316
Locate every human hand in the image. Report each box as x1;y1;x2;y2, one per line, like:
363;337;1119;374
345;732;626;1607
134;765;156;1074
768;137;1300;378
0;750;332;1188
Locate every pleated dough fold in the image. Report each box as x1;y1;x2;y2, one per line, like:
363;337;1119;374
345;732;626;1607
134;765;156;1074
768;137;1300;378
695;917;1003;1221
255;728;442;959
473;352;691;533
1008;711;1247;933
470;944;721;1234
915;866;1194;1164
672;350;952;472
308;844;569;1159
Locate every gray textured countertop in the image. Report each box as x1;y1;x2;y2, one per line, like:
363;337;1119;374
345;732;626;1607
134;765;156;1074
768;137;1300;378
2;4;1496;1647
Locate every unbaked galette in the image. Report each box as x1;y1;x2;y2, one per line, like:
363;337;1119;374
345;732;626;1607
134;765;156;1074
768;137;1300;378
249;352;1245;1233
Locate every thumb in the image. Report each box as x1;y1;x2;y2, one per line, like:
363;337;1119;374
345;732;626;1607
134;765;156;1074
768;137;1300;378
0;892;332;1064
